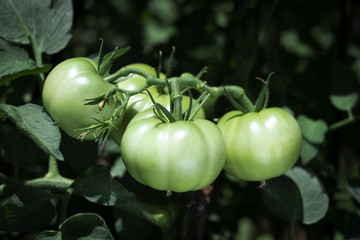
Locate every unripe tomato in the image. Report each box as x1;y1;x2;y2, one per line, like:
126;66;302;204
218;107;302;181
121;109;225;192
42;57;123;140
110;63;206;145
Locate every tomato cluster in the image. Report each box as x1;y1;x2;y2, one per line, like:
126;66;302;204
110;63;206;145
42;59;302;192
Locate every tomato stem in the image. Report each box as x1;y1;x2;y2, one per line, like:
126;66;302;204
169;79;183;121
105;67;255;113
59;188;74;224
328;116;359;131
45;155;61;178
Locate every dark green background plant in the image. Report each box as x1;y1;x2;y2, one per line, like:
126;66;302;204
0;0;359;239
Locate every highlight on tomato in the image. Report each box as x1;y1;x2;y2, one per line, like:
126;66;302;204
218;107;302;181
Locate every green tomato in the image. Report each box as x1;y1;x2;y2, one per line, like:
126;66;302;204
110;63;206;145
42;57;123;140
218;107;302;181
121;109;225;192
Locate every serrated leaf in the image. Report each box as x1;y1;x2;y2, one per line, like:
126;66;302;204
72;165;135;206
285;167;329;224
300;139;319;165
347;179;360;204
0;187;56;232
297;115;328;144
0;0;73;54
36;231;61;240
0;103;64;160
263;167;329;225
60;213;114;240
330;93;359;111
0;46;51;86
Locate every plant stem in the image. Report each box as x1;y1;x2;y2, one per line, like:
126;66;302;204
45;155;61;178
169;79;183;121
107;67;255;112
30;36;45;82
60;188;74;224
328;116;359;131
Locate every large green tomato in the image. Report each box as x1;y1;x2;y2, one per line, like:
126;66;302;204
218;107;302;181
110;63;206;145
42;57;123;140
121;109;225;192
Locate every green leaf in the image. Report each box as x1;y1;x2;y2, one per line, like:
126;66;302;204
285;167;329;224
254;72;273;112
0;46;51;86
347;179;360;204
0;103;64;160
60;213;115;240
263;175;301;226
72;165;135;206
1;127;44;168
297;115;328;144
296;115;328;164
263;167;329;225
110;156;127;179
330;93;359;112
0;187;55;232
36;231;61;240
300;139;319;165
0;0;73;54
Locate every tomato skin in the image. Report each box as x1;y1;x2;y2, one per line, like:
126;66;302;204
110;63;206;145
120;109;225;192
42;57;123;140
218;107;302;181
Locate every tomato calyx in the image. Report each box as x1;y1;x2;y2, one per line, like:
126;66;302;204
76;118;112;142
147;87;210;124
254;72;274;112
80;90;127;142
224;72;274;114
96;39;131;78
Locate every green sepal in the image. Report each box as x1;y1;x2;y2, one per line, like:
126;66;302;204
146;90;176;123
97;46;131;77
183;90;193;121
254;72;274;112
187;91;210;121
196;66;208;79
83;94;106;106
165;46;176;78
96;38;105;72
75;118;112;143
224;88;248;113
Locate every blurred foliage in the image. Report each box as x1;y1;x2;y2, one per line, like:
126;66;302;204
1;0;360;239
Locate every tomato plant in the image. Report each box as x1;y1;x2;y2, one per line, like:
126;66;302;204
2;1;360;239
120;109;225;192
42;57;123;140
218;107;302;181
111;63;206;145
